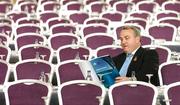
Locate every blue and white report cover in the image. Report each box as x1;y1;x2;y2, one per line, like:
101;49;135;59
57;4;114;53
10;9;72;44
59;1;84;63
90;55;119;88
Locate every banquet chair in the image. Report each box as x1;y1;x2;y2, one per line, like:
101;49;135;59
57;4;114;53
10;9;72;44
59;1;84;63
158;17;180;28
63;1;83;11
14;59;54;83
159;61;180;86
0;60;10;87
15;24;41;37
84;17;110;26
127;10;152;21
164;82;180;105
81;24;108;37
0;1;13;14
113;1;135;13
41;1;60;12
16;17;40;26
83;0;99;5
14;33;47;51
48;33;80;51
6;11;28;23
50;23;77;35
19;1;37;14
84;33;115;50
60;0;79;5
123;18;147;29
46;17;71;30
0;45;11;62
136;1;160;13
0;24;12;41
39;11;59;23
109;81;158;105
96;45;123;58
57;45;92;62
0;33;9;46
154;10;179;21
141;35;154;46
56;60;86;85
162;1;180;12
4;80;52;105
143;45;171;65
19;44;53;62
38;11;59;31
69;11;89;28
100;11;125;28
147;23;176;42
58;80;106;105
86;1;108;16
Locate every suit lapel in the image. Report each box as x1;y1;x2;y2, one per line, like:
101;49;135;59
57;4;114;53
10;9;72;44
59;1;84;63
126;47;145;76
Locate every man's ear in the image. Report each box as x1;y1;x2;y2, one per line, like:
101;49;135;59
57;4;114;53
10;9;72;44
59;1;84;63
136;36;141;43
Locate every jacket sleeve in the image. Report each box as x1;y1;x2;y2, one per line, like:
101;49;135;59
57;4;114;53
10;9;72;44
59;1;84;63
137;49;160;86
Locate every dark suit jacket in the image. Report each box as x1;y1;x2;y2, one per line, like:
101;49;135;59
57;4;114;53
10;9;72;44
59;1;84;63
112;47;160;86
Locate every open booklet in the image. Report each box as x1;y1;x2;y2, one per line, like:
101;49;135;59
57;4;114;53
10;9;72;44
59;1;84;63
89;55;120;88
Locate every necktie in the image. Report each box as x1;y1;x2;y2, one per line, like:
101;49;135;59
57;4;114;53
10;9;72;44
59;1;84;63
119;53;133;76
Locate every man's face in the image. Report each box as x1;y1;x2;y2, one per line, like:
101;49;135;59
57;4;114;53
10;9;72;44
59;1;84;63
119;29;140;53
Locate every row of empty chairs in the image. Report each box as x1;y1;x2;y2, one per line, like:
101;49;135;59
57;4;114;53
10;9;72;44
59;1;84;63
1;79;180;105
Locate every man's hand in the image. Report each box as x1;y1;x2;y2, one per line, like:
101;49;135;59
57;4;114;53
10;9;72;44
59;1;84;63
115;76;131;83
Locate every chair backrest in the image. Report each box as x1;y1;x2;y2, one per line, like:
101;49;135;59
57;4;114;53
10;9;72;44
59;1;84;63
158;17;180;28
100;11;125;23
0;45;11;62
56;60;86;85
0;24;13;40
46;17;71;29
19;44;53;62
39;11;59;23
16;17;40;26
14;59;53;82
57;45;91;62
147;23;176;42
87;1;108;15
6;11;28;23
15;24;41;36
143;45;171;65
164;82;180;105
15;33;46;51
50;23;77;35
123;18;147;29
84;33;115;50
4;80;52;105
64;1;83;11
84;17;110;26
69;11;89;25
58;80;106;105
127;10;152;21
19;1;37;14
0;1;13;14
162;1;180;12
109;81;158;105
48;33;80;51
155;10;179;21
113;1;135;13
82;24;108;37
0;34;9;46
0;60;10;86
140;35;154;46
159;61;180;86
96;45;123;58
136;1;160;13
42;1;60;11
